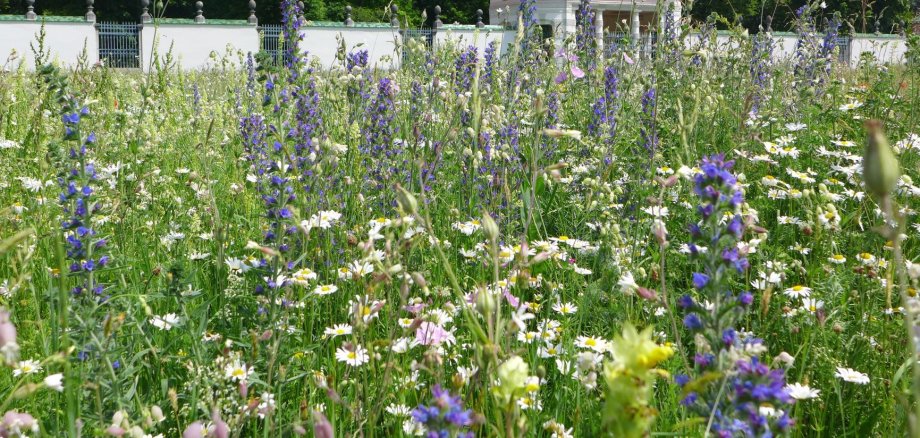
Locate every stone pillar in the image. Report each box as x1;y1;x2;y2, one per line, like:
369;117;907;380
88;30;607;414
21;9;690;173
433;5;443;28
85;0;96;22
194;1;204;23
25;0;36;20
345;5;354;27
248;0;258;25
390;4;399;28
595;9;604;54
141;0;152;23
672;0;682;36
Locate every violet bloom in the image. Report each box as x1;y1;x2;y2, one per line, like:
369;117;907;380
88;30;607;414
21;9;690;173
574;0;597;72
53;90;110;302
518;0;539;56
411;385;475;438
749;26;774;118
638;86;658;159
454;45;479;94
679;154;793;435
692;272;709;289
483;41;498;86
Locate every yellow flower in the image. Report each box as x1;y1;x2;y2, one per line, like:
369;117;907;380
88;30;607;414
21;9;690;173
608;324;673;370
493;356;529;403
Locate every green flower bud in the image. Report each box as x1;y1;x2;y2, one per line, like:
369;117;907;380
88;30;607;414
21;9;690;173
395;185;418;216
482;211;499;242
476;288;496;315
863;120;900;199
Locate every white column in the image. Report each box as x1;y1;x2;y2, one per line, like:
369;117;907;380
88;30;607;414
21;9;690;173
596;9;604;54
673;0;682;36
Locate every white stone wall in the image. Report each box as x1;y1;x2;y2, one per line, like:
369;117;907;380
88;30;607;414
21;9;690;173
850;36;906;64
0;20;97;69
141;24;259;71
303;27;401;70
707;33;906;65
771;34;800;60
0;18;912;70
434;28;517;59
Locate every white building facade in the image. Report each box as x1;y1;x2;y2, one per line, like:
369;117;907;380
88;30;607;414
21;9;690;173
488;0;681;43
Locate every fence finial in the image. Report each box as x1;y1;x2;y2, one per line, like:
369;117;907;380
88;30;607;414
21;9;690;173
765;15;772;33
390;4;399;28
195;1;205;23
85;0;95;22
874;18;881;35
433;5;442;28
248;0;257;25
25;0;36;20
298;1;305;20
141;0;151;23
476;9;484;27
345;5;354;27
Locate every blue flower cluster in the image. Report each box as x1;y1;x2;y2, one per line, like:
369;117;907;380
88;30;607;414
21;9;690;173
483;41;498;87
677;154;793;436
517;0;541;64
346;49;373;127
412;385;475;438
345;50;369;73
691;19;714;67
816;14;840;96
749;27;774;118
588;66;619;156
575;0;597;72
361;77;401;197
454;45;478;96
58;98;109;299
791;6;822;95
638;86;657;158
238;0;324;314
281;0;305;81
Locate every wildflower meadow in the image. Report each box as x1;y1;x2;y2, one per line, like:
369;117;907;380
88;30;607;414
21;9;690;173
2;0;920;436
